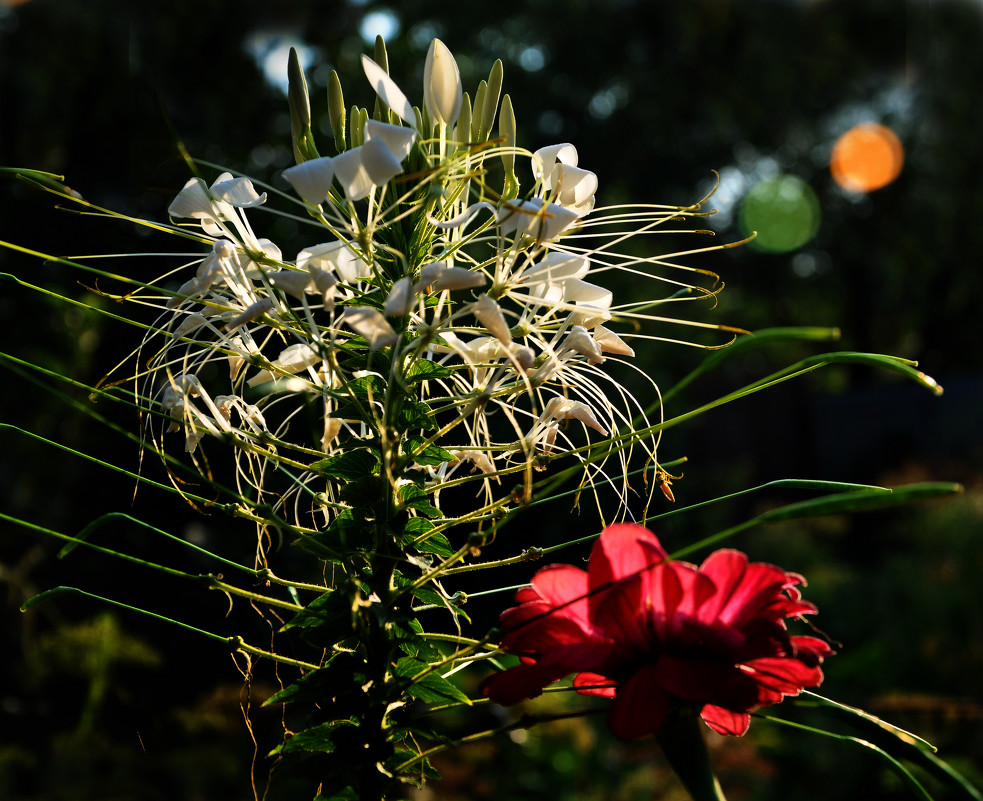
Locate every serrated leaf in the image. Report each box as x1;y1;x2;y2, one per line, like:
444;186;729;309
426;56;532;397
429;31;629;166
395;657;472;706
281;588;351;632
405;358;454;383
402;517;455;557
271;719;358;755
398;484;441;518
404;435;455;466
309;449;379;480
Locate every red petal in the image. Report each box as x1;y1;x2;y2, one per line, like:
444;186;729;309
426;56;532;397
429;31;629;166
588;524;666;616
607;664;670;739
573;672;618;698
592;574;651;656
701;705;751;736
744;657;825;697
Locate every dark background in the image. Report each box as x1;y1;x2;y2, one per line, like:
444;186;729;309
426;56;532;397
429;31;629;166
1;1;981;799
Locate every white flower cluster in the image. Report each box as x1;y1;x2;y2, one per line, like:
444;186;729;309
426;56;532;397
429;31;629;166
146;39;722;527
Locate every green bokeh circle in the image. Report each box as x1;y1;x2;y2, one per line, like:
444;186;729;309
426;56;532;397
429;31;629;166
739;175;821;253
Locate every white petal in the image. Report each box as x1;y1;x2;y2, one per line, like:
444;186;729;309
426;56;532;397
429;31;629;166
272;270;314;299
497;198;580;243
272;343;320;373
424;38;462;127
384;276;415;316
594;326;635;357
322;418;343;449
283;157;336;204
473;294;511;345
174;312;207;338
226;298;274;330
168;177;220;219
364;119;417;162
519;252;590;287
298;242;365;284
360;137;404;185
553;163;598;209
342;307;398;350
532;143;579;186
361;54;415;125
565;326;605;364
430;266;487;292
564;279;612;326
211;174;267;208
542;397;608;435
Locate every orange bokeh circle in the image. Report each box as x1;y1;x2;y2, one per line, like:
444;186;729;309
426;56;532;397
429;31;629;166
830;123;904;193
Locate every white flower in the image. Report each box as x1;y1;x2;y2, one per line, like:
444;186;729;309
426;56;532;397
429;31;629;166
363;119;417;161
532;143;597;213
332;139;404;201
283;157;335;205
247;343;321;386
342;307;398;350
384;277;415;316
297;242;365;284
497;198;580;243
539;396;608;435
424;39;462;128
168;172;267;251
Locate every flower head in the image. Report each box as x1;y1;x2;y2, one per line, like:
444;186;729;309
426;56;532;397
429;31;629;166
481;523;833;738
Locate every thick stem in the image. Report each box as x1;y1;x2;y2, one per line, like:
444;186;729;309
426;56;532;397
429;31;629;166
655;714;728;801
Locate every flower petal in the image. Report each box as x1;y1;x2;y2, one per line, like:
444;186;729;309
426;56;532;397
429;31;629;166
283;156;336;205
342;306;398;350
361;53;415;125
700;705;751;736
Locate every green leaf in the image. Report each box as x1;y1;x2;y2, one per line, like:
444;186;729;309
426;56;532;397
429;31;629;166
309;448;379;481
271;719;358;755
758;482;962;523
404;435;455;466
405;358;453;383
403;517;455;557
398;484;441;519
761;714;934;801
395;657;471;706
799;692;983;801
281;588;351;632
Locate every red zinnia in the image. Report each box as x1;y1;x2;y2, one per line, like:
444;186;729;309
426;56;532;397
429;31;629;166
480;523;833;737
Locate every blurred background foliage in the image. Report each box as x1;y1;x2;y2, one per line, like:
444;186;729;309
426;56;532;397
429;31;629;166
1;0;981;799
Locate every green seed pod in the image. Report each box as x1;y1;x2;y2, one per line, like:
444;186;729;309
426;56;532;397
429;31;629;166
287;47;318;164
499;94;518;199
480;60;503;142
327;70;347;153
472;80;488;141
455;92;472;150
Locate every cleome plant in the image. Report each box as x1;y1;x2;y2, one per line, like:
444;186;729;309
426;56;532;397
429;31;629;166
2;36;976;801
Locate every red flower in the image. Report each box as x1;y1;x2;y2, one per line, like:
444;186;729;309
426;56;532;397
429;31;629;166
480;523;833;737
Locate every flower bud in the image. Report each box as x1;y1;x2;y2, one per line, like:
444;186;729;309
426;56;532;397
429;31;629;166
424;38;463;129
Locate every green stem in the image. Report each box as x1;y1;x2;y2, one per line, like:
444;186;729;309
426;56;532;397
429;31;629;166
654;714;728;801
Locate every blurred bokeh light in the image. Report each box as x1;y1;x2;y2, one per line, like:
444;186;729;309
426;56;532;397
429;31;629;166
738;174;821;252
830;122;904;193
